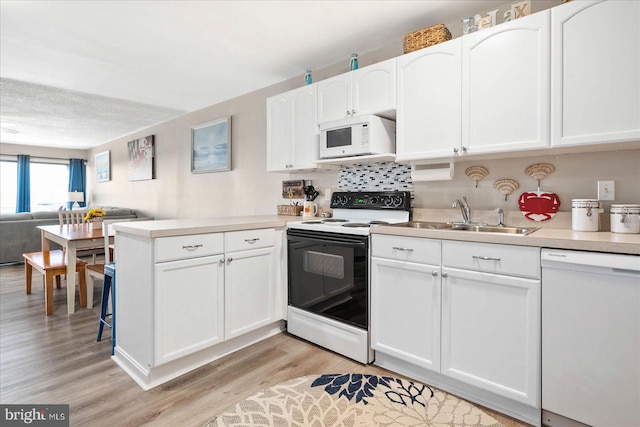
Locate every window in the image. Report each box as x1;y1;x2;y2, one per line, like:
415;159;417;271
31;162;69;211
0;161;17;214
0;159;69;213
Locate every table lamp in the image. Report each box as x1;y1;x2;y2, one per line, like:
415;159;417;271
68;191;84;209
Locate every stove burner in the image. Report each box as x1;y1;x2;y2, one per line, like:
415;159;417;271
301;221;323;224
369;220;390;225
342;223;371;228
322;219;348;223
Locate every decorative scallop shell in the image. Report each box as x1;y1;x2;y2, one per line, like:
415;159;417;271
525;163;555;182
493;179;520;201
465;166;489;188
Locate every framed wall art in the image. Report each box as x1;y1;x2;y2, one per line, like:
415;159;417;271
128;135;155;181
95;150;110;182
191;116;231;173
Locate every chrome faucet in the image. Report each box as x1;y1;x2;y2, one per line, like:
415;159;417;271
452;196;471;224
496;208;505;227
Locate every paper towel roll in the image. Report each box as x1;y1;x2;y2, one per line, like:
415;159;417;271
411;162;454;181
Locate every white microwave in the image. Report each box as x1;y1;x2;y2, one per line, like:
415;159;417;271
319;115;395;159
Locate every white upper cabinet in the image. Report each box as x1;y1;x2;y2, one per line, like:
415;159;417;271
396;38;462;161
266;84;318;172
551;0;640;147
318;58;396;124
462;10;550;154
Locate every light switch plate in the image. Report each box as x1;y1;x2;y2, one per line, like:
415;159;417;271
597;180;615;200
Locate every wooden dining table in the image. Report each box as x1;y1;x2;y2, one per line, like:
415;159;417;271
38;223;113;314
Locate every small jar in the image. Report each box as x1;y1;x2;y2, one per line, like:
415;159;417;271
572;199;602;231
349;53;359;71
304;70;312;85
610;204;640;234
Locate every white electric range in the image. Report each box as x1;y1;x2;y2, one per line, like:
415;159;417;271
286;191;411;363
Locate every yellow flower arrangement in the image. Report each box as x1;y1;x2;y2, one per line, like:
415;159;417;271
84;208;106;221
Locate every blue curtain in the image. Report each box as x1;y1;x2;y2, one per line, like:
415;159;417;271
68;158;86;209
16;155;30;213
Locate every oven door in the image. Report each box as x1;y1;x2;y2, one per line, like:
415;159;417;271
287;228;368;329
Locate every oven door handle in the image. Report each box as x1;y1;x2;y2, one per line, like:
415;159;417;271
289;238;367;248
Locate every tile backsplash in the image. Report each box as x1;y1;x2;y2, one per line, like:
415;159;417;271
338;162;413;192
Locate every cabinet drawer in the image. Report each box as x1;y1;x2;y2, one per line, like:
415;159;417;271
442;241;540;279
225;228;275;253
372;235;440;265
155;233;224;263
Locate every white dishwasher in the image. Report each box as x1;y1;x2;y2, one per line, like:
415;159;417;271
541;249;640;427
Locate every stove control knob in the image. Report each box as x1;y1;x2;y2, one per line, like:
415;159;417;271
370;197;378;205
383;197;392;206
393;196;403;207
340;196;349;206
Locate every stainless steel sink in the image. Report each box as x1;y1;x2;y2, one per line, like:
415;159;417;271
450;224;539;235
395;222;539;235
397;221;454;230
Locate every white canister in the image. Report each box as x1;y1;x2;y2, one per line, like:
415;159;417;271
610;204;640;234
572;199;602;231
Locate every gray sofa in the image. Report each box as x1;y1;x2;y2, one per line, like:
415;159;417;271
0;207;137;264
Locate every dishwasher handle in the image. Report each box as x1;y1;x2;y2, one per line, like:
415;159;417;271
542;249;640;273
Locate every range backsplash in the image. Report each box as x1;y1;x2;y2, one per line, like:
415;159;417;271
337;162;413;193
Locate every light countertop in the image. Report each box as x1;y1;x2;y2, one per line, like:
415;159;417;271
371;225;640;255
113;215;296;238
113;214;640;255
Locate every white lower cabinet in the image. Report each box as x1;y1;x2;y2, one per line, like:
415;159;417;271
225;247;275;339
114;227;283;390
441;266;540;406
154;254;224;365
371;236;541;426
371;235;441;371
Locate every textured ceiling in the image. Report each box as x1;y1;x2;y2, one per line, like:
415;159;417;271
0;0;510;150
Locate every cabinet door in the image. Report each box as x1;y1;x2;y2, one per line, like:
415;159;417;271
551;0;640;147
396;39;462;161
290;85;319;170
462;10;550;154
317;73;351;123
352;58;396;117
441;267;540;406
371;257;441;372
266;94;291;171
154;254;224;366
225;247;275;339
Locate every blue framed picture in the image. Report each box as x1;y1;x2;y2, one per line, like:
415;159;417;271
95;150;110;182
191;116;231;173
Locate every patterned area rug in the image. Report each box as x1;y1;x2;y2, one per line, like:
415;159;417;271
206;374;504;426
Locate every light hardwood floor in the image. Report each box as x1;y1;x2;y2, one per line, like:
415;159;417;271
0;262;531;426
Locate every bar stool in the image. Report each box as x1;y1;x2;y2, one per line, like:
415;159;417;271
97;262;116;355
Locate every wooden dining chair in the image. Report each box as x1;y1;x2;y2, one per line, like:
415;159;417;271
58;208;89;225
58;208;102;263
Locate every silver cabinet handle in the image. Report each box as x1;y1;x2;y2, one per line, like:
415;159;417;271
227;257;233;263
461;146;468;152
472;255;501;261
244;238;260;244
392;247;414;252
431;271;439;277
219;258;225;265
441;272;449;278
453;147;459;154
182;244;203;251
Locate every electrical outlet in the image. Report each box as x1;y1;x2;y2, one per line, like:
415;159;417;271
597;180;615;200
325;188;332;201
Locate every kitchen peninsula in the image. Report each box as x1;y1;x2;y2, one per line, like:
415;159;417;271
112;215;292;390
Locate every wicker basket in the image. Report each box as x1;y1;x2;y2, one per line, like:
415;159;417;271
277;205;303;216
403;23;452;53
